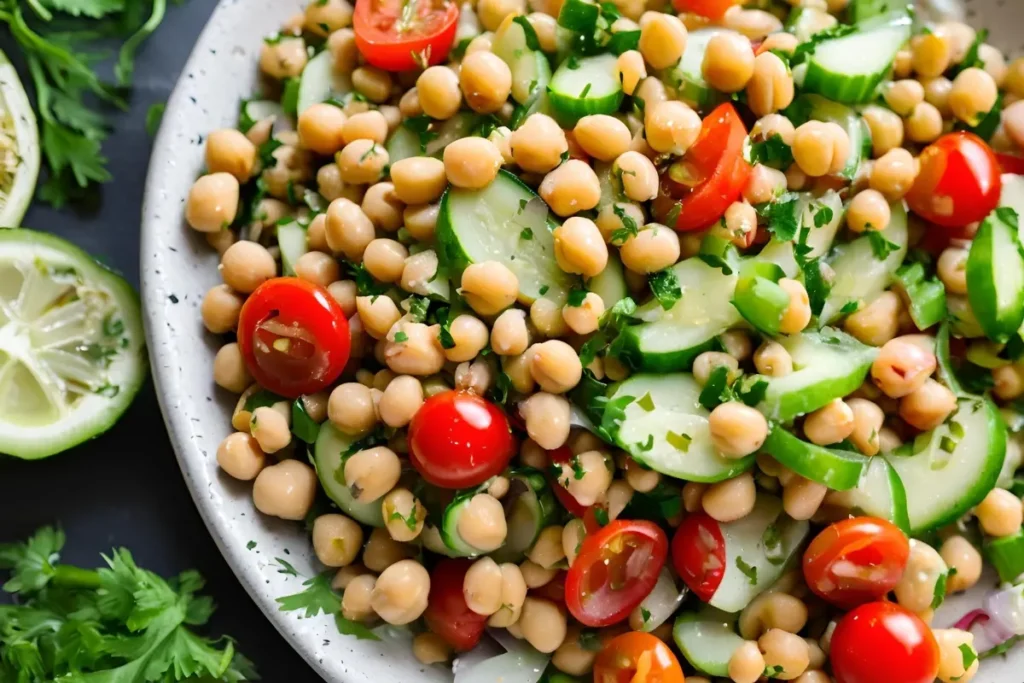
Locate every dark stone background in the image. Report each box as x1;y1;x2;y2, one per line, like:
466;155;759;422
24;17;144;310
0;1;319;679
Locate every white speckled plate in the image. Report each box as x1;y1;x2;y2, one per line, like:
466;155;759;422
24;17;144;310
141;1;1024;681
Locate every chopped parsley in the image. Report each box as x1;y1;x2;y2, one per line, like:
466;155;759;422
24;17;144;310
610;204;640;244
635;434;655;452
867;230;900;260
567;287;589;307
578;629;603;652
393;331;409;343
246;540;257;550
520;227;534;240
736;556;758;586
957;643;978;676
756;193;802;242
748;133;794;170
636;392;655;412
640;607;652;624
593;507;610;527
649;269;682;311
666;430;691;452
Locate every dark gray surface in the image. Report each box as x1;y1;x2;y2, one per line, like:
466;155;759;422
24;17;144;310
0;2;318;679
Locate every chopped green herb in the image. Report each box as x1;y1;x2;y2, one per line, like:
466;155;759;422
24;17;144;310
748;133;794;170
958;643;978;675
567;287;589;307
666;430;691;452
402;114;439;153
940;435;958;453
520;227;534;240
649;269;682;311
931;569;949;609
611;204;641;244
636;434;655;451
291;398;321;444
570;455;587;480
756;193;802;242
578;629;603;651
539;285;550;295
640;606;652;624
867;231;900;260
736;556;758;586
593;507;610;527
274;558;299;576
637;392;655;412
406;295;431;322
393;331;409;343
246;540;257;550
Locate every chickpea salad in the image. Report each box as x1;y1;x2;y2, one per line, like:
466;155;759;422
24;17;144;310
187;0;1024;681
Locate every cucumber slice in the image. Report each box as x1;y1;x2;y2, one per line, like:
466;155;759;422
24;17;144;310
757;191;844;277
800;16;912;104
985;531;1024;583
548;53;623;126
660;29;728;111
732;261;789;336
789;95;870;180
277;221;308;277
884;397;1006;534
826;456;911;533
785;6;837;42
1000;173;1024;241
848;0;911;23
673;608;744;677
297;49;352;115
820;200;908;325
453;1;481;54
966;207;1024;343
755;329;877;422
613;258;741;372
761;427;869;491
313;423;386;527
588;250;628;311
0;230;146;459
608;373;755;483
239;99;285;133
492;14;551;107
441;486;496;557
491;468;557;563
437;169;574;305
0;49;40;227
386;112;482;164
711;496;810;613
895;262;947;331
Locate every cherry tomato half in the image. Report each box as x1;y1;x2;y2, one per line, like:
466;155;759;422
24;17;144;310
423;559;488;651
408;390;516;489
907;132;1002;228
593;632;685;683
831;602;939;683
237;277;350;399
671;0;741;18
353;0;459;72
671;512;726;602
996;151;1024;176
654;102;752;232
803;517;910;609
565;519;667;627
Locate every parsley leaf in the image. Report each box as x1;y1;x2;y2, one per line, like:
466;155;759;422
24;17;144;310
637;392;655;412
593;507;610;527
756;193;803;242
145;102;165;137
640;606;651;624
736;556;758;585
666;430;691;452
748;133;794;170
867;231;900;260
958;643;978;675
578;629;603;652
610;204;640;244
649;269;682;311
931;569;950;610
393;331;409;343
567;287;589;307
402;114;438;153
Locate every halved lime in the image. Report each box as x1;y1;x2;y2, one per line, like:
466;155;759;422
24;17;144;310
0;49;40;227
0;229;146;459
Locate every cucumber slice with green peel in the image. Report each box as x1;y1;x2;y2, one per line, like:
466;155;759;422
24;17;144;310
588;250;628;311
492;14;551;107
0;49;40;227
386;112;483;163
787;95;870;180
613;258;741;372
421;524;461;557
441;485;499;557
985;531;1024;583
437;169;574;305
673;608;744;677
608;373;755;483
1000;173;1024;242
453;1;481;53
761;427;869;491
884;397;1007;535
757;191;844;277
819;200;908;325
277;221;308;277
548;53;623;126
755;329;877;422
895;262;947;331
710;496;810;613
826;456;911;533
297;49;352;115
490;468;557;563
800;16;912;104
0;230;146;459
848;0;911;23
239;99;285;133
785;6;837;41
557;0;599;32
660;29;728;111
313;423;386;527
947;294;986;339
966;207;1024;343
732;261;789;337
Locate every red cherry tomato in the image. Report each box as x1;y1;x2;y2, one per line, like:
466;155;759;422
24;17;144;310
670;0;740;18
996;151;1024;175
548;446;589;517
532;570;567;603
831;602;939;683
353;0;459;72
654;102;752;232
802;517;910;609
423;559;487;651
565;520;667;627
593;632;685;683
408;390;516;489
907;132;1002;228
236;278;350;399
671;513;726;602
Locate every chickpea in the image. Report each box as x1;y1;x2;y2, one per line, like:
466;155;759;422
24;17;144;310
870;148;918;200
362;527;412;572
932;629;979;683
847;189;891;233
454;357;495;395
739;592;808;640
549;217;607;278
205;227;236;255
941;535;983;593
713;201;757;248
216;432;266;480
343;446;401;504
375;375;422;429
753;341;792;377
463;557;504;616
293;251;341;288
458;494;507;552
510;114;568;173
479;0;525;31
559;293;603;336
558;450;613;507
859;105;903;159
803;399;855;446
552;625;596;676
562;518;587;566
526;525;566;569
444;314;489;363
336;139;388;185
412;632;450;665
615;50;647;96
921;76;954;117
206;129;257;182
391;159;448;209
520;392;571;450
877;80;923;118
220;242;275;295
709;402;768;458
491;309;530;356
778;278;811;334
846;398;884;456
702;471;756;522
975;488;1024;538
379;487;425;542
504;350;538;393
742;163;787;205
324;197;374;261
746;51;793;117
900;378;957;431
341;574;376;622
351;65;392;104
444;137;504;189
792;121;850;177
844;291;902;347
911;32;951;79
303;0;351;34
539;160;601;217
328;382;377;435
1004;101;1024;151
783;476;827;521
519;598;567;653
994;364;1024;401
322;282;355;318
594;201;643;244
461;261;519;315
201;285;244;335
721;6;781;39
573;115;631;161
259;37;307;79
905;101;943;144
619;224;680;273
758;628;810;681
187;173;240;233
398;249;439;296
356;295;402;340
252;460;317;520
296;103;346;156
309;514;363;568
458;50;512;114
529;340;583;393
644;100;702;156
693;351;738;386
485;563;528;627
526;11;558;51
728;641;766;683
753;113;796;146
247;405;289;453
950;68;999;126
385;321;446;375
613;151;659;202
357;239;405;285
331;563;368;592
637;12;686;70
337;111;386;148
370;560;430;625
872;337;937;398
894;539;948;614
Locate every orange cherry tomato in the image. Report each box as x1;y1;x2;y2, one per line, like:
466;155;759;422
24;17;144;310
803;517;910;609
594;632;686;683
831;602;939;683
353;0;459;72
906;132;1002;228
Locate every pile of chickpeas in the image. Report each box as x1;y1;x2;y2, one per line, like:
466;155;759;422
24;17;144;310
184;0;1024;678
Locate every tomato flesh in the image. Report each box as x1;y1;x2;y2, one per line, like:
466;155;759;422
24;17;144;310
237;278;350;399
996;151;1024;176
670;0;740;18
907;132;1002;228
565;520;667;627
671;513;726;602
593;632;685;683
831;602;939;683
423;559;488;651
656;102;751;232
353;0;459;72
407;390;516;489
803;517;910;609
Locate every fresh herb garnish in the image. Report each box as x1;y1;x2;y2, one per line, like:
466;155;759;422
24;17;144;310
666;430;691;452
756;193;802;242
736;556;758;585
277;571;380;641
649;268;682;310
393;331;409;343
867;230;900;260
748;133;794;169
